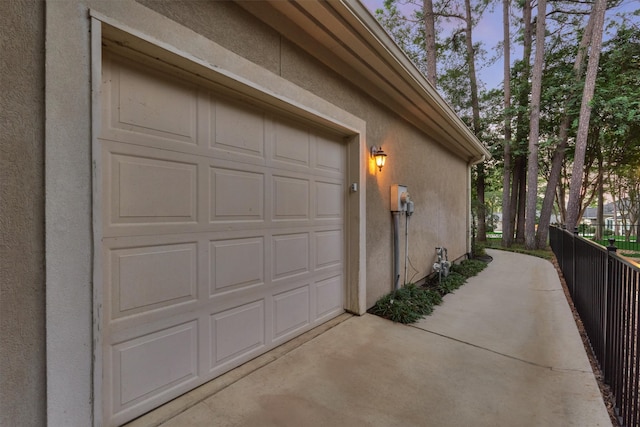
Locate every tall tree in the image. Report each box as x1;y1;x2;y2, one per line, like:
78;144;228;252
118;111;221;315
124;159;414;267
424;0;437;85
375;0;427;74
565;0;607;231
371;0;640;248
462;0;486;241
592;24;640;237
524;0;548;249
510;0;533;244
535;10;594;248
501;0;513;247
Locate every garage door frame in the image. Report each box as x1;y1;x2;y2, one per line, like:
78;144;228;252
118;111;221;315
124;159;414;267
89;13;367;426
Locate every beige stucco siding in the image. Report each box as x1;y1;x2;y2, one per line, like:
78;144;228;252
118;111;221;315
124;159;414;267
136;0;282;75
0;1;47;426
360;123;469;307
135;0;471;306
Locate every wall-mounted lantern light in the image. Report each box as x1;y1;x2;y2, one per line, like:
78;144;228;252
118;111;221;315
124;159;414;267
371;146;387;172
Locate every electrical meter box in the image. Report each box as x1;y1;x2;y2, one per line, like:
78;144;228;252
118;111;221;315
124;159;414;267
390;184;408;212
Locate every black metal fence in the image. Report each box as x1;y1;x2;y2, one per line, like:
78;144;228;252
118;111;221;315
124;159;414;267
550;226;640;427
576;224;640;252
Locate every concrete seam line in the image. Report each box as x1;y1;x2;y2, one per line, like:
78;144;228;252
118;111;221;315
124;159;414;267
407;325;593;374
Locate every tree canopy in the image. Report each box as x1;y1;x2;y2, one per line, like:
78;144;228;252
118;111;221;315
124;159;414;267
373;0;640;249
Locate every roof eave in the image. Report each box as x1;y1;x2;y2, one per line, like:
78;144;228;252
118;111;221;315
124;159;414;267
235;0;491;162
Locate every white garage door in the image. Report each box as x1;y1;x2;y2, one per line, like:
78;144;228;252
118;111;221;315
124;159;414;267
98;53;346;426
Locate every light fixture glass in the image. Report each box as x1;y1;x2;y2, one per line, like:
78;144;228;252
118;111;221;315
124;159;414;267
371;146;387;171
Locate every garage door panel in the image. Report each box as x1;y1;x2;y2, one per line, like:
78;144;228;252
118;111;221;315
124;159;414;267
272;233;310;280
315;229;343;270
210;237;264;293
111;320;198;412
315;134;345;173
213;99;265;158
315;181;343;218
109;151;198;225
316;275;344;320
106;57;198;145
273;120;310;167
273;285;310;341
109;243;198;320
272;176;309;220
117;158;194;219
210;300;265;367
209;167;264;222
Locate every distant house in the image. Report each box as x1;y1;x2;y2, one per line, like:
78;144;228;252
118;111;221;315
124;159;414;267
582;201;636;231
582;203;617;225
2;1;489;426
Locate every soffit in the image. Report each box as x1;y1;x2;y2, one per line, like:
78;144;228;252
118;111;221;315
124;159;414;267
235;0;490;163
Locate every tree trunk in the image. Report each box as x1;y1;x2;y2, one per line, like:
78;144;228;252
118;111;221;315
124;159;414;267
513;0;532;244
476;164;487;241
595;153;604;241
565;0;607;230
555;187;563;224
557;176;567;224
465;0;486;241
535;14;594;248
516;161;527;243
423;0;437;86
524;0;547;249
501;0;513;247
613;192;619;236
536;132;567;248
509;158;520;239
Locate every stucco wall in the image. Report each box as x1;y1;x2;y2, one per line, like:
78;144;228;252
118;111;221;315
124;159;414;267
136;0;281;75
0;1;47;426
137;0;471;307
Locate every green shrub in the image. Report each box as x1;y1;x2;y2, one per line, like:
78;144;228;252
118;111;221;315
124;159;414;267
368;284;442;324
472;241;487;258
437;272;466;294
451;259;487;278
369;258;489;324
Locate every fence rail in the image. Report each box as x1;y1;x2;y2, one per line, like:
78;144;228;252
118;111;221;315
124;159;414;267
550;226;640;427
576;224;640;252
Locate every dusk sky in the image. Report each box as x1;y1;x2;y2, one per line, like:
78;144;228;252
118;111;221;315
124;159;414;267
359;0;639;91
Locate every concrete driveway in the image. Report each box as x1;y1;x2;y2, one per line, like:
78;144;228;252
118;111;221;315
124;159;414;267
128;249;611;427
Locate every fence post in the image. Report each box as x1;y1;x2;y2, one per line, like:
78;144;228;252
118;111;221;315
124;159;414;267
603;239;616;381
560;225;566;275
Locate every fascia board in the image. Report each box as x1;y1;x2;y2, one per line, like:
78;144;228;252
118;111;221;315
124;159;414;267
339;1;488;150
286;2;464;139
325;0;490;160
